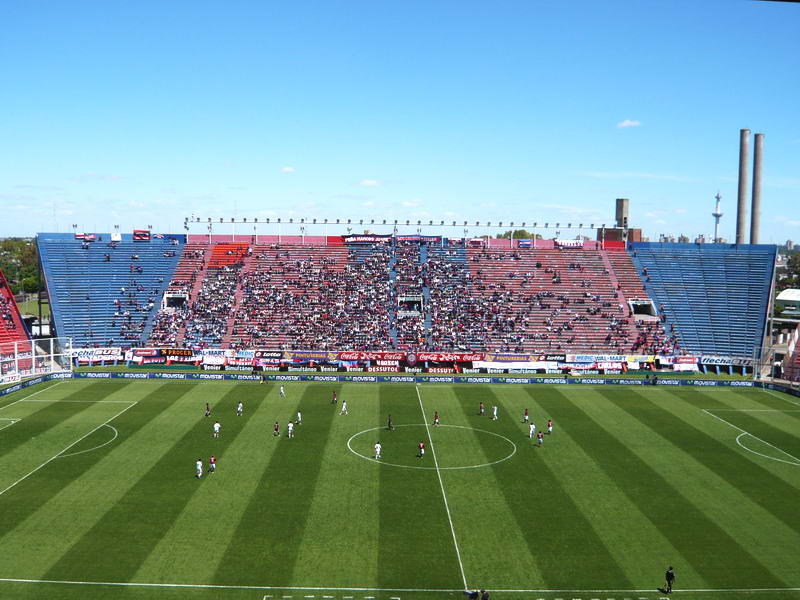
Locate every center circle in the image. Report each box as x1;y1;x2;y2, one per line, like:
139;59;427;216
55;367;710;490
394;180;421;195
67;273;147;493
347;424;517;470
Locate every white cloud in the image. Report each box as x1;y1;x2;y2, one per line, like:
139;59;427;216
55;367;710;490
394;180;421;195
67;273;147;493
128;200;146;208
653;219;667;225
787;220;800;227
362;200;375;207
582;171;695;182
539;203;604;216
281;166;296;173
675;208;687;214
401;198;421;207
360;179;380;187
617;119;641;128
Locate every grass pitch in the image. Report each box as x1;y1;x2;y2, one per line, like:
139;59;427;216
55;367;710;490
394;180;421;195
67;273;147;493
0;379;798;600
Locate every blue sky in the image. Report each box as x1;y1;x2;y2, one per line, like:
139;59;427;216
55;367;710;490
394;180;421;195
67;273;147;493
1;0;798;242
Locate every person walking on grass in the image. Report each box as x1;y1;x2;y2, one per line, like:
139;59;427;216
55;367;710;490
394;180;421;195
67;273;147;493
664;566;675;594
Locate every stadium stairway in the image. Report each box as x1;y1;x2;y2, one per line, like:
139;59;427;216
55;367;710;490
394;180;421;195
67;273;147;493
599;250;630;316
38;233;183;348
387;244;399;346
628;242;777;357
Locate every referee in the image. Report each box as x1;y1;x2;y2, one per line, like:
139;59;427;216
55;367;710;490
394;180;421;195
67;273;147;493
665;566;675;594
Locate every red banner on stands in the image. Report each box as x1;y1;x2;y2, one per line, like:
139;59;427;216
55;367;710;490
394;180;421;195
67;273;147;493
337;351;405;361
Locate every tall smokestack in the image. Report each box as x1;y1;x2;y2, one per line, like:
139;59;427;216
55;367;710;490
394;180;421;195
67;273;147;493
750;133;764;244
736;128;750;245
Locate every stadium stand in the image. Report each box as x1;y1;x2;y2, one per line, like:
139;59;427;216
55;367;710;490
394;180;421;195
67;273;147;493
228;243;392;349
0;269;29;346
629;242;776;357
37;233;183;348
36;232;774;357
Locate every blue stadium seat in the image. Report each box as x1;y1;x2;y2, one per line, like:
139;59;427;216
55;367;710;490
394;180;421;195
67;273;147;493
629;242;776;357
38;233;183;348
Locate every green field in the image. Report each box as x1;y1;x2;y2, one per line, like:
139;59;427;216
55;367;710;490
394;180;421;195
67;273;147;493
15;299;50;319
0;380;799;600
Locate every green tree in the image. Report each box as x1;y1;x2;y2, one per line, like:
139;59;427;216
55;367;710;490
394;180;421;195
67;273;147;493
495;229;542;240
0;238;41;295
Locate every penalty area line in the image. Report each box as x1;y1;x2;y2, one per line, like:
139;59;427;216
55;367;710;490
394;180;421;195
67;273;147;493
0;578;798;594
0;401;137;498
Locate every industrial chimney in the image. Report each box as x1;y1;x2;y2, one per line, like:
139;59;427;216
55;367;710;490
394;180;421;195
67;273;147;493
750;133;764;244
736;128;750;245
615;198;629;229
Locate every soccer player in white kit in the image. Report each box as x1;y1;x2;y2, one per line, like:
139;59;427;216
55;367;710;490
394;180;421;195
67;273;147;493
492;405;498;420
287;421;294;438
296;410;302;425
236;401;243;416
196;458;203;478
529;422;536;438
340;400;348;415
280;385;285;398
374;442;382;459
213;421;221;438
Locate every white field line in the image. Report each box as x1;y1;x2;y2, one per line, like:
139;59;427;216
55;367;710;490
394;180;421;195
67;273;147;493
0;401;137;498
0;380;65;413
0;578;798;594
0;419;19;432
702;409;800;466
708;409;800;412
56;424;119;459
763;389;800;407
415;385;468;591
20;399;133;403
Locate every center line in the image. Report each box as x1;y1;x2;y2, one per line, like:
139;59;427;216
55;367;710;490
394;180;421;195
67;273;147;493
415;385;468;591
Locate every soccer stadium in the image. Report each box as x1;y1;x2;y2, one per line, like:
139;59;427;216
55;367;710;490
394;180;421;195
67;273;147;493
2;3;800;600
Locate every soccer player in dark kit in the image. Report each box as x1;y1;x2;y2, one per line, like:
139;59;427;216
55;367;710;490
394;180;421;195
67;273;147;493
664;566;675;594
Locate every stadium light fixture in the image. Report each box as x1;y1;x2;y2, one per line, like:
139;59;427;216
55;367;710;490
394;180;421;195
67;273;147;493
347;219;351;224
289;218;294;223
556;223;560;228
230;218;234;223
429;220;433;225
521;222;526;227
370;219;374;224
417;220;421;225
499;222;503;227
254;218;258;222
567;223;571;228
359;219;363;225
452;221;456;226
510;222;514;227
313;218;317;224
336;219;340;224
243;218;247;223
266;218;270;223
277;218;281;223
219;218;223;223
487;222;492;226
602;223;606;228
590;223;594;228
475;221;479;226
544;223;548;228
